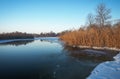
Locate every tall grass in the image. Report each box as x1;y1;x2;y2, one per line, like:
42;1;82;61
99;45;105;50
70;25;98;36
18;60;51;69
60;24;120;49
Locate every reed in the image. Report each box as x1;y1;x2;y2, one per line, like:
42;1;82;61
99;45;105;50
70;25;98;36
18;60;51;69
60;24;120;49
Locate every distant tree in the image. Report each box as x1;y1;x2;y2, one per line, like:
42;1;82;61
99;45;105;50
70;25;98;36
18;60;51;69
59;3;120;49
0;32;34;40
95;3;111;27
86;13;95;26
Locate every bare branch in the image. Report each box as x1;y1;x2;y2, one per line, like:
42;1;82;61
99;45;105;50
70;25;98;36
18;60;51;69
95;3;111;26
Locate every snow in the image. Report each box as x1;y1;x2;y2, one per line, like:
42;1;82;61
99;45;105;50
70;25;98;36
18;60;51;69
114;53;120;62
87;53;120;79
0;39;34;43
0;37;59;44
78;45;120;51
35;37;58;40
93;47;120;51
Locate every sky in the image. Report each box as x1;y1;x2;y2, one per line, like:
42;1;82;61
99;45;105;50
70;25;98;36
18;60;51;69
0;0;120;33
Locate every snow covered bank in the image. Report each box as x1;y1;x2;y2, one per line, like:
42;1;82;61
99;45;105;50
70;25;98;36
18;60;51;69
0;39;34;43
87;53;120;79
35;37;59;41
78;46;120;51
0;37;59;44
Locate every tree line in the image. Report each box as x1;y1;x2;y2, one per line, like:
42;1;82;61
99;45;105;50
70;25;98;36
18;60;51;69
33;31;59;37
0;31;34;40
60;3;120;49
0;31;59;40
0;40;34;46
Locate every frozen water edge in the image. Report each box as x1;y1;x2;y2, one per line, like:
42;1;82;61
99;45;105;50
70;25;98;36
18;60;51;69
0;39;34;43
87;53;120;79
0;37;59;44
78;45;120;51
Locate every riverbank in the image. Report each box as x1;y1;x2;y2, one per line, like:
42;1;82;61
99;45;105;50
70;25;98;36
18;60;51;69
0;38;34;43
71;45;120;51
87;52;120;79
0;37;58;44
79;46;120;51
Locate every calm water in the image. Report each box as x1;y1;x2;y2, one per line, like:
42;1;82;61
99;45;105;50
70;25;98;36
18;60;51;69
0;37;118;79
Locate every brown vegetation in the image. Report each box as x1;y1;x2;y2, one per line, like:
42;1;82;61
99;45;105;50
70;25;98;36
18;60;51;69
60;3;120;49
60;23;120;48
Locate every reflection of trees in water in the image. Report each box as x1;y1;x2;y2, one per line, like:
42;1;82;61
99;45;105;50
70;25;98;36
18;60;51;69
63;45;118;62
40;39;58;44
40;39;53;43
0;40;34;46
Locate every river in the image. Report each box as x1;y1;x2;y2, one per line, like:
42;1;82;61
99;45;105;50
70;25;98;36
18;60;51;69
0;37;118;79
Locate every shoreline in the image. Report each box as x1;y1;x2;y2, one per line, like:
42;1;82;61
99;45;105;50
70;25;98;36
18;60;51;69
87;52;120;79
78;46;120;51
0;38;35;43
0;37;58;44
71;45;120;51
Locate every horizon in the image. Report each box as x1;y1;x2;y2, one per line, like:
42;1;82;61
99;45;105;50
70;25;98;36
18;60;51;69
0;0;120;33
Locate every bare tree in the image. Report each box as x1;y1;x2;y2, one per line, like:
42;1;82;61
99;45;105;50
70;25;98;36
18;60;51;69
95;3;111;27
87;13;95;26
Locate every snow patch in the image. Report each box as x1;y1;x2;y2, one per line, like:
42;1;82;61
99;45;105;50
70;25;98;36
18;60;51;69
78;45;120;51
87;53;120;79
0;39;34;43
0;37;59;44
114;53;120;62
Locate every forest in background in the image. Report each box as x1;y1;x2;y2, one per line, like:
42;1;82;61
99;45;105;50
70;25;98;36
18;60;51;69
0;32;34;40
60;3;120;49
0;31;59;40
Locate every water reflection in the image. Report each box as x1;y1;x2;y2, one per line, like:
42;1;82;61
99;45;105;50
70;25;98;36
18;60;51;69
0;40;34;46
39;37;59;44
0;37;59;46
40;39;56;43
63;45;118;62
0;38;119;79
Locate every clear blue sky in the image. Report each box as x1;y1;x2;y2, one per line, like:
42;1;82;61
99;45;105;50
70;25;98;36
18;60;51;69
0;0;120;33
